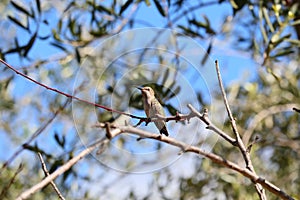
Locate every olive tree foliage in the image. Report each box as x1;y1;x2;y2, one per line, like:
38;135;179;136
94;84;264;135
0;0;299;199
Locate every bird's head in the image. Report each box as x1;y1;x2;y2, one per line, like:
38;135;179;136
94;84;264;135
137;86;155;99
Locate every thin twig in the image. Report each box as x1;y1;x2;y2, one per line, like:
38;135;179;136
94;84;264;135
15;130;121;200
214;60;266;200
0;59;144;120
0;164;23;199
0;99;70;174
292;107;300;113
187;104;236;145
37;153;65;200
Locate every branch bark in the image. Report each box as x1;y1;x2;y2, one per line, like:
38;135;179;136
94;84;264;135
215;60;266;200
15;130;122;200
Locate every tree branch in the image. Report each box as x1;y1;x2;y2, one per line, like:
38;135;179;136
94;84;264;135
111;124;295;200
0;99;70;175
215;60;266;200
37;153;65;200
15;129;122;200
0;59;144;120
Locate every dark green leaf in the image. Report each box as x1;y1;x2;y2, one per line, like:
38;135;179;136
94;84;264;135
23;31;38;57
63;1;75;13
95;5;114;15
271;49;294;58
189;18;216;35
271;34;291;48
54;131;65;148
161;68;169;86
38;34;51;40
8;16;29;31
163;80;176;98
153;0;166;17
177;25;203;38
50;42;69;52
11;1;33;18
201;41;212;66
168;86;181;98
165;103;177;115
36;0;41;14
119;0;134;15
75;48;81;63
49;159;64;173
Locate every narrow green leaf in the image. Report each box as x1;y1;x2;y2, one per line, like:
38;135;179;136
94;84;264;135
271;33;291;48
291;19;300;26
144;0;151;6
50;42;69;52
262;7;274;32
177;25;203;38
271;49;294;58
189;18;216;35
119;0;134;15
8;15;28;31
286;39;300;46
165;104;177;115
75;47;81;63
63;1;75;13
38;34;51;40
36;0;41;14
259;8;268;43
24;31;37;57
153;0;166;17
54;132;65;148
162;68;169;86
11;1;33;18
201;41;212;66
97;5;114;15
169;86;181;98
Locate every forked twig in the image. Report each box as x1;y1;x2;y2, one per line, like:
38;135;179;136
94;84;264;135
37;153;65;200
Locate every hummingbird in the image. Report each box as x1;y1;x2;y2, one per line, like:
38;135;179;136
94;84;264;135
137;86;169;136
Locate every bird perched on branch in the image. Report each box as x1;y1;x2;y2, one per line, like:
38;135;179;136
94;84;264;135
137;86;169;136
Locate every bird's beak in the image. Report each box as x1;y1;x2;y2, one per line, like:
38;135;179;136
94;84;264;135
136;86;143;91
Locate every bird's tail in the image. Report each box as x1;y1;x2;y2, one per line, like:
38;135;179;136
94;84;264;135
160;126;169;136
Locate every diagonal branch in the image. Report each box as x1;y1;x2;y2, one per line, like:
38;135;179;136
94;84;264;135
215;60;266;200
0;59;144;120
15;132;121;200
37;153;65;200
0;99;70;174
16;122;294;200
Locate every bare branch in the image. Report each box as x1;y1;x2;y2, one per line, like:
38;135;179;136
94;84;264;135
37;153;65;200
0;164;23;199
15;128;122;200
187;104;236;145
215;60;267;200
0;99;70;174
0;59;144;120
115;125;294;200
